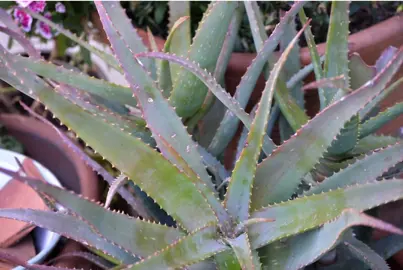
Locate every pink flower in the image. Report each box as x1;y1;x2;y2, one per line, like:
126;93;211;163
15;0;33;8
35;11;52;39
55;2;65;13
13;8;33;32
28;1;46;13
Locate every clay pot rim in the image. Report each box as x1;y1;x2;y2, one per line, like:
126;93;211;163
0;114;99;200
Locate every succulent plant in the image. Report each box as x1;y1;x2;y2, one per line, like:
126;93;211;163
0;1;403;269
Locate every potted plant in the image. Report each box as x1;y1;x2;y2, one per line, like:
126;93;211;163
0;1;403;269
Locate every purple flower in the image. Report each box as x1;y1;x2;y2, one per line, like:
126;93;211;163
35;11;52;39
55;2;65;13
15;0;33;8
28;0;46;13
13;8;33;32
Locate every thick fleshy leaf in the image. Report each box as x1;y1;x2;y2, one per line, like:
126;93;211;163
249;179;403;249
352;135;401;155
349;53;375;90
215;251;242;270
160;16;190;97
225;22;307;222
306;142;403;196
323;1;350;105
95;2;230;226
360;102;403;138
145;27;158;81
0;26;41;59
0;48;218;232
127;227;227;269
0;209;136;264
371;234;403;260
359;46;399;120
46;251;114;270
20;102;152;219
343;234;390;270
15;56;138;112
251;48;403;208
167;1;191;84
225;233;258;270
25;7;120;71
135;51;276;155
185;4;244;136
169;2;238;118
299;8;325;109
0;167;185;258
207;1;305;156
260;209;403;270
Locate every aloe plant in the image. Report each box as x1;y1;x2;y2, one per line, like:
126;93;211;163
0;1;403;269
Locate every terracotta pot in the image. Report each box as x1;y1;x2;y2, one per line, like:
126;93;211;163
0;114;100;268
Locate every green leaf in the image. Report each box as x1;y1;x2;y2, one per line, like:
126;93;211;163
0;167;185;258
323;1;350;105
169;2;238;118
136;51;276;156
167;1;191;84
278;10;303;141
352;135;400;155
260;209;403;270
249;179;403;249
25;8;120;71
96;2;230;226
225;233;258;270
0;209;137;264
306;143;403;196
343;234;390;270
299;8;325;109
160;16;190;97
128;227;227;269
215;251;242;270
207;1;305;156
15;56;137;112
371;234;403;260
326;115;360;156
252;48;403;208
349;53;376;90
0;47;218;232
360;102;403;138
146;27;159;81
225;22;307;222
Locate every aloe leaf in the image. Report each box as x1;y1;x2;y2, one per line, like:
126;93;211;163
215;251;242;270
169;2;238;118
167;1;191;84
298;8;325;109
0;48;218;231
146;27;158;81
136;51;277;155
0;249;73;269
308;143;403;196
0;208;137;264
0;26;41;59
225;233;258;270
20;102;152;219
352;135;401;155
251;48;403;208
105;174;128;209
185;5;244;135
278;10;303;141
197;146;230;189
225;23;307;222
249;179;403;249
207;1;305;156
127;227;227;269
371;234;403;260
349;53;376;90
260;209;403;270
15;56;138;111
323;1;350;105
95;2;231;226
160;16;190;97
25;7;120;71
327;114;360;156
0;167;185;258
343;234;390;270
360;102;403;138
